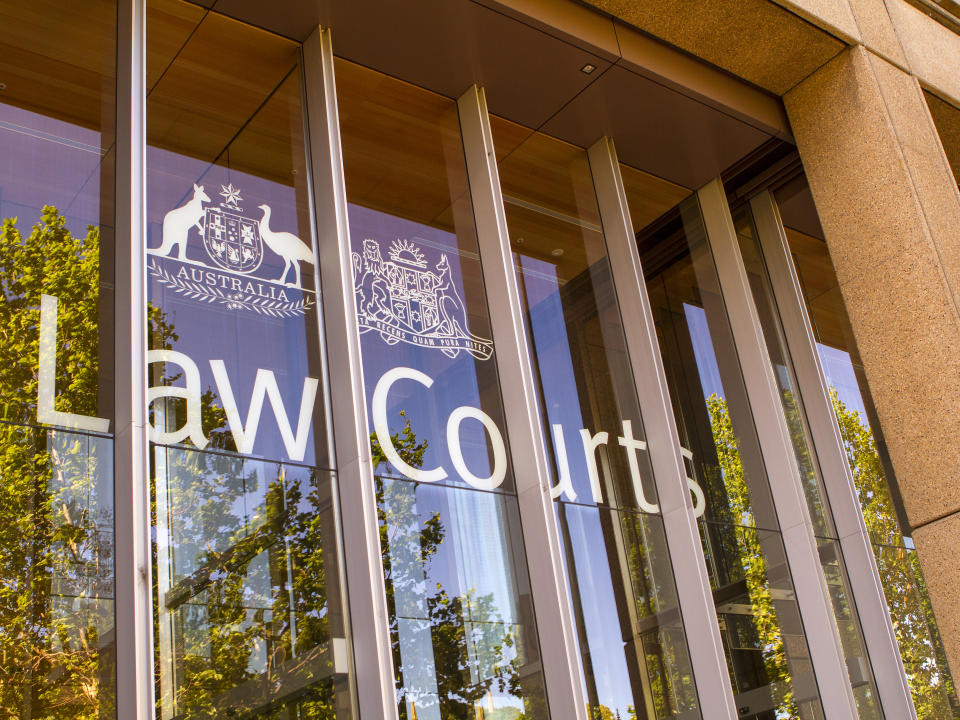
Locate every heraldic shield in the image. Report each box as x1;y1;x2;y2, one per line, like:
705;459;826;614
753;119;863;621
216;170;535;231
203;206;263;274
352;238;493;360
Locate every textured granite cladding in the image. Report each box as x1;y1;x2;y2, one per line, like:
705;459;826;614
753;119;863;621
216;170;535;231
786;45;960;676
577;0;844;94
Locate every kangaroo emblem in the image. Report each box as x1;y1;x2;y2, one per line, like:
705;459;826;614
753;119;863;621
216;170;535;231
435;254;470;340
156;184;209;260
257;204;315;288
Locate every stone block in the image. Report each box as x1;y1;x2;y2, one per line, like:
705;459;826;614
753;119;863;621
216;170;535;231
911;514;960;677
839;249;960;527
580;0;844;94
784;48;931;288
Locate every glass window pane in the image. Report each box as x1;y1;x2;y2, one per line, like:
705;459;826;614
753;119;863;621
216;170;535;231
637;193;824;720
0;1;117;715
337;59;548;719
491;119;700;719
731;204;882;719
146;3;349;717
774;175;960;719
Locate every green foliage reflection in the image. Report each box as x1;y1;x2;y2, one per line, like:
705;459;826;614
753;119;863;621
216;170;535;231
153;453;339;719
0;209;113;718
706;394;799;719
372;414;537;720
149;304;339;716
832;390;960;719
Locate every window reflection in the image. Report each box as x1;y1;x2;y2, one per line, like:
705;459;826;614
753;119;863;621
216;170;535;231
730;204;882;719
774;176;960;719
0;1;117;715
336;59;548;718
154;449;345;717
492;120;700;719
146;2;348;716
638;195;823;720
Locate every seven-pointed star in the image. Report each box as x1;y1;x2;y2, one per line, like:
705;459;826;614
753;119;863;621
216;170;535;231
220;183;242;208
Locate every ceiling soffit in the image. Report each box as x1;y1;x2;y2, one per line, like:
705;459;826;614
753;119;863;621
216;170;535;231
202;0;786;189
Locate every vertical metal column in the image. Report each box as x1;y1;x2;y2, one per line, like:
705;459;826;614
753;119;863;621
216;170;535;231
301;27;398;720
114;0;154;717
456;84;588;720
750;190;917;719
587;138;739;720
697;178;859;719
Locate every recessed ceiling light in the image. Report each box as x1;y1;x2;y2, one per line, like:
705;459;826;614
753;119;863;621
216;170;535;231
580;63;597;75
551;248;564;257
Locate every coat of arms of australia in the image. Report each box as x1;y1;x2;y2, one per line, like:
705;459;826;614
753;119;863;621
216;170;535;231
147;183;314;318
352;238;493;360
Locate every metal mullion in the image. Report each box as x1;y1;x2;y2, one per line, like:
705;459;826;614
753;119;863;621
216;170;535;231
302;27;397;720
456;84;588;720
114;0;154;717
750;190;917;719
586;137;738;720
697;178;859;719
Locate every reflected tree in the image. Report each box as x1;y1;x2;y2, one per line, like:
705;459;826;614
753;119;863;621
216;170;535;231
372;413;526;720
706;393;797;719
149;304;339;717
832;389;960;720
0;208;112;718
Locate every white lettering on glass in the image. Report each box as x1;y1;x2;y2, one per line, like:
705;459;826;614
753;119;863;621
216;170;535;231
210;360;318;462
372;366;448;483
35;295;705;512
372;366;508;490
446;405;507;491
548;424;576;501
579;429;609;503
681;447;707;518
147;349;208;448
36;294;109;432
618;420;659;514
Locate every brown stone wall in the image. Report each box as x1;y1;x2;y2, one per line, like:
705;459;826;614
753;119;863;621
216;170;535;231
785;44;960;674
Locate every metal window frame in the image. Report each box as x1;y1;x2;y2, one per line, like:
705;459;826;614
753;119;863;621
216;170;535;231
749;190;917;719
587;138;739;720
302;26;398;720
457;84;589;720
115;0;154;717
697;178;860;719
114;9;917;718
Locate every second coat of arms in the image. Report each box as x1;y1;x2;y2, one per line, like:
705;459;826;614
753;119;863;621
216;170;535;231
352;238;493;360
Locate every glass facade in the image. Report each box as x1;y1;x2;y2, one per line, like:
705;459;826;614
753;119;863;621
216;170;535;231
492;122;699;719
0;1;117;716
0;3;953;720
337;60;548;720
770;176;960;720
146;3;348;717
731;203;881;719
639;197;823;719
